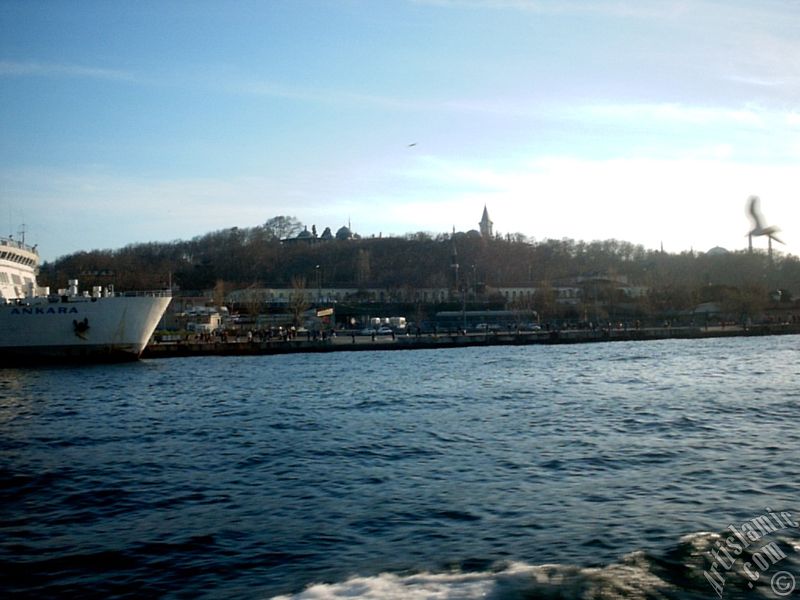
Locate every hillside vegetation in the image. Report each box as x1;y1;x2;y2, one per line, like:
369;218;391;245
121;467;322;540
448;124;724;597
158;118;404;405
39;217;800;318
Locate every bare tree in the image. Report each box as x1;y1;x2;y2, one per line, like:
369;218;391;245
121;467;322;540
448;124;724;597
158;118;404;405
264;216;304;240
357;248;371;286
532;281;556;322
241;285;265;318
212;279;226;307
289;276;309;326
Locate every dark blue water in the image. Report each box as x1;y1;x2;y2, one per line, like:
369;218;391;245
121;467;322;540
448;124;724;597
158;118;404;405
2;336;799;599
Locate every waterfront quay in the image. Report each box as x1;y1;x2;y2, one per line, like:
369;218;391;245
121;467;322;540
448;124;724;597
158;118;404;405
143;323;800;359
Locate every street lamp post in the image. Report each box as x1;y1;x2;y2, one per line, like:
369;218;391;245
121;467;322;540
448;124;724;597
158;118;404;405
462;282;467;332
315;265;321;304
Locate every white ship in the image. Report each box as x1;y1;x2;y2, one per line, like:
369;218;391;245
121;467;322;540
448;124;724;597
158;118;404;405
0;235;171;364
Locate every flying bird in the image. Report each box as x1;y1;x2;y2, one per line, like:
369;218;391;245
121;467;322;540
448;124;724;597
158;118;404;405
408;143;417;147
746;195;784;244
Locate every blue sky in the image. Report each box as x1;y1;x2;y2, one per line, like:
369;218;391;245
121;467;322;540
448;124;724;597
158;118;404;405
1;0;799;261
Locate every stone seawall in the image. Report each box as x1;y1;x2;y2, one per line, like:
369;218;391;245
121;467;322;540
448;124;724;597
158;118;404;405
142;324;800;359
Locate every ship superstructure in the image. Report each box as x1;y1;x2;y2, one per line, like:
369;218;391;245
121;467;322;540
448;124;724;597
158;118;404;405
0;236;39;300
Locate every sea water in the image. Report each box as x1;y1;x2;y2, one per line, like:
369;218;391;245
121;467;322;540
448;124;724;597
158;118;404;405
1;336;799;598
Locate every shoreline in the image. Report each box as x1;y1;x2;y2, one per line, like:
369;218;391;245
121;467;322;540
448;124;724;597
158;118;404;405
142;323;800;359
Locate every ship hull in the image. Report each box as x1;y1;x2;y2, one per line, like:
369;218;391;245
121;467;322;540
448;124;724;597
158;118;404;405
0;344;144;365
0;295;171;365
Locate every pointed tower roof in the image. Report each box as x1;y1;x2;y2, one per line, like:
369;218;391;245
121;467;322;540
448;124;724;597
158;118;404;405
479;205;493;237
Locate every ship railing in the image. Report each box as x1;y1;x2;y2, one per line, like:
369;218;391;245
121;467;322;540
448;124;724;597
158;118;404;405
117;290;174;298
0;237;38;254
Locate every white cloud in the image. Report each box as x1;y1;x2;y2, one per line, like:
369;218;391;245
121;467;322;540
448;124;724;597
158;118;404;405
724;74;795;89
0;168;328;259
573;103;765;127
0;60;135;82
390;153;800;255
225;77;433;111
5;152;800;262
554;102;800;163
725;30;800;92
411;0;693;19
218;75;561;119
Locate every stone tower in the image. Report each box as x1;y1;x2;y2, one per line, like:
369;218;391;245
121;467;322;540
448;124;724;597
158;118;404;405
479;205;493;238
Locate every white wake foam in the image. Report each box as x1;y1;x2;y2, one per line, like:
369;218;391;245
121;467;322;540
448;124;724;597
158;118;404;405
271;531;800;599
270;556;670;600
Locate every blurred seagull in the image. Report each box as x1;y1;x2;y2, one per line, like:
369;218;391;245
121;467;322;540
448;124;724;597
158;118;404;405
746;195;784;244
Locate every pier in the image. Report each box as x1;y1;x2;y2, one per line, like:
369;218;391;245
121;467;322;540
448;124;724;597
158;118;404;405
142;323;800;359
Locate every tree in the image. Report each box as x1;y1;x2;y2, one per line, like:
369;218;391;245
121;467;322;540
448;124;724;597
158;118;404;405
510;291;536;326
289;276;309;326
357;248;371;286
264;216;304;240
533;281;556;321
240;285;266;317
721;283;767;324
212;279;226;307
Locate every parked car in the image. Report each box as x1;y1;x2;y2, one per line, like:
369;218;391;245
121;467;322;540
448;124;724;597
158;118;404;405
376;326;394;335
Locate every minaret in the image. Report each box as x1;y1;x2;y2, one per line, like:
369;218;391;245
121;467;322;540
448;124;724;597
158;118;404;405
479;205;493;238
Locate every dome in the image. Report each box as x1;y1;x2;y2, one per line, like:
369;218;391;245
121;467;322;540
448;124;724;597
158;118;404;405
296;227;313;239
335;226;353;241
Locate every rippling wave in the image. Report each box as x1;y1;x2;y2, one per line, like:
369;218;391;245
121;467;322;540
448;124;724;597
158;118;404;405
2;336;799;597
